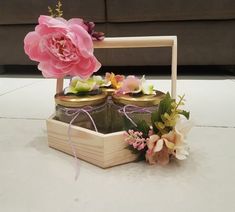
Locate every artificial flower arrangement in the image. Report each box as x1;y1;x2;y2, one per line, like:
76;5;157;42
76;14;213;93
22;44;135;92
123;93;193;165
63;73;155;96
24;1;193;167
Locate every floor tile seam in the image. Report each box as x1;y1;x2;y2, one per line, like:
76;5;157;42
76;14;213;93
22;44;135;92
0;81;41;97
195;124;235;129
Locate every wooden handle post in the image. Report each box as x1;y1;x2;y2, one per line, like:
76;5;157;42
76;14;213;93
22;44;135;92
56;78;64;94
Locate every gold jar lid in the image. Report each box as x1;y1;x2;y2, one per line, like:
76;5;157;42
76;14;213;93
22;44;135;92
55;92;108;108
112;90;165;107
101;87;116;96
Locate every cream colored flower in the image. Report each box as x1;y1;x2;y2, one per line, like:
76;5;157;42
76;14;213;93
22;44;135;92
173;117;194;160
140;76;156;95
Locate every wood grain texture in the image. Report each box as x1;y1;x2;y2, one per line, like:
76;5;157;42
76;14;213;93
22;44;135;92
56;78;64;94
93;36;176;48
46;116;139;168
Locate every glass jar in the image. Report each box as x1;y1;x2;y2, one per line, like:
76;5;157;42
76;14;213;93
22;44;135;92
100;87;117;132
55;92;108;133
110;91;165;132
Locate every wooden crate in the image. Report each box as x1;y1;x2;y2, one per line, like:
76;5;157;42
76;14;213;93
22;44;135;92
47;115;139;168
47;36;177;168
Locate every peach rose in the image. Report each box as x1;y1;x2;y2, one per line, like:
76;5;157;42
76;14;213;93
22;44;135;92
24;15;101;78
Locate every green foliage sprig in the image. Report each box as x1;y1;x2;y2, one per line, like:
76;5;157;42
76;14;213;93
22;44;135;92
151;92;190;136
48;0;63;18
124;92;190;139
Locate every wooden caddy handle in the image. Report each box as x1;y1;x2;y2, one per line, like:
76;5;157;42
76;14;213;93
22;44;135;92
56;36;177;99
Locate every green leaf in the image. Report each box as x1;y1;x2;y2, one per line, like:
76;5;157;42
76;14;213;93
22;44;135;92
123;116;137;131
136;120;150;138
179;110;190;119
151;92;174;133
151;111;159;134
158;92;174;115
123;117;150;138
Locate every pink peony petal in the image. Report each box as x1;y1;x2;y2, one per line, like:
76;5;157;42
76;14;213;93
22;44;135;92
67;25;93;57
38;62;65;78
24;32;49;62
69;56;101;78
35;24;65;36
67;18;88;31
38;15;67;29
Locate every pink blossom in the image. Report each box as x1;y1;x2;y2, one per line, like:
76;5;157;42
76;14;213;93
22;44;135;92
124;130;147;151
145;134;174;165
24;15;101;78
117;76;141;94
105;72;125;89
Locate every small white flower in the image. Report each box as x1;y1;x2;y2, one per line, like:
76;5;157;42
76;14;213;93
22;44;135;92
140;76;156;95
173;117;194;160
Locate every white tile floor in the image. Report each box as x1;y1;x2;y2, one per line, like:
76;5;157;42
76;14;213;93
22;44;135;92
0;75;235;212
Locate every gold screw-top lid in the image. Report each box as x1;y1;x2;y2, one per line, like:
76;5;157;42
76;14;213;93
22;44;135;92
101;87;116;96
112;90;165;107
55;92;108;108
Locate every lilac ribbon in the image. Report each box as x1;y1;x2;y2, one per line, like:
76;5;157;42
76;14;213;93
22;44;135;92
118;104;153;127
63;106;99;181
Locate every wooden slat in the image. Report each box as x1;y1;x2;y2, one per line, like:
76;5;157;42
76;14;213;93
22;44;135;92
56;78;64;94
93;36;176;48
171;38;177;99
46;116;139;168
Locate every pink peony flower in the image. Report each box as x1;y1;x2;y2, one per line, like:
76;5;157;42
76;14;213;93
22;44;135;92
24;15;101;78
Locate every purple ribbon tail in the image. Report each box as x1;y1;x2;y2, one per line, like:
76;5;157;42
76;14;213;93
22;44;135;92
66;108;98;181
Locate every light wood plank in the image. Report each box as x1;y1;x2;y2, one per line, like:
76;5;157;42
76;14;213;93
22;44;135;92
93;36;176;48
56;78;64;94
47;116;139;168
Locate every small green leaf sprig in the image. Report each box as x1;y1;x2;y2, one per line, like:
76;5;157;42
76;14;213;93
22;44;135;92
48;0;63;18
151;92;190;136
124;92;190;152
